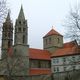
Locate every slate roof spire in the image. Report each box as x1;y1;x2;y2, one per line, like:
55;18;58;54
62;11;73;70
18;5;25;20
6;11;11;22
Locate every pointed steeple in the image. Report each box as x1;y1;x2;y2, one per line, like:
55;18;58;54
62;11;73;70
6;12;11;21
18;5;25;20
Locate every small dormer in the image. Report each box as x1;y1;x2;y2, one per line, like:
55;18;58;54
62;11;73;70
43;27;63;53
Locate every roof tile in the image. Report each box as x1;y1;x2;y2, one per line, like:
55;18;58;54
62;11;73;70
51;41;79;57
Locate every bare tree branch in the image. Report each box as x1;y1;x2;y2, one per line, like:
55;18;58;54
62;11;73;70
0;0;7;29
64;5;80;44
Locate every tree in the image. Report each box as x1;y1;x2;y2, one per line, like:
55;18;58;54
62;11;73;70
64;6;80;44
0;0;8;58
0;0;8;47
0;0;7;26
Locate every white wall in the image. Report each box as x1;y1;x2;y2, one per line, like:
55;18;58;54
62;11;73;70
51;55;80;73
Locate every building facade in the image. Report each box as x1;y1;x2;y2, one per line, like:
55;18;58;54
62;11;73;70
52;54;80;73
1;6;52;80
51;41;80;80
0;5;80;80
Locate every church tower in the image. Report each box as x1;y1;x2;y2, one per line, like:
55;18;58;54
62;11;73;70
14;6;28;45
1;12;13;58
12;6;29;76
43;27;63;53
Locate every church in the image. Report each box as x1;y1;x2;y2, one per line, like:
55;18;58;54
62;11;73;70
0;5;80;80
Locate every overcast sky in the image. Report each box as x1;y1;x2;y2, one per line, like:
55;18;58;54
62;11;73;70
7;0;79;49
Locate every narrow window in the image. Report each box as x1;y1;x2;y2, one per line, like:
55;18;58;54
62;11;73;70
23;21;25;24
14;49;16;53
63;57;66;63
57;38;60;43
72;56;75;61
49;37;51;44
53;59;55;63
8;41;11;48
23;35;25;43
56;59;59;63
54;67;56;72
19;21;21;24
18;27;21;32
64;66;66;71
45;39;47;45
23;28;26;32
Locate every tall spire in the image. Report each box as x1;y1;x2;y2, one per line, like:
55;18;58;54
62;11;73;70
6;12;11;21
18;5;25;20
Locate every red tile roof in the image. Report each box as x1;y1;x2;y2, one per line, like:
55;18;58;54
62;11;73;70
29;48;51;60
29;68;51;75
7;48;51;60
51;47;77;57
7;40;79;60
63;40;77;48
51;41;79;57
43;29;62;37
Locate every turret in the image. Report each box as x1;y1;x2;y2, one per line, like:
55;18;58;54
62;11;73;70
43;27;63;53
